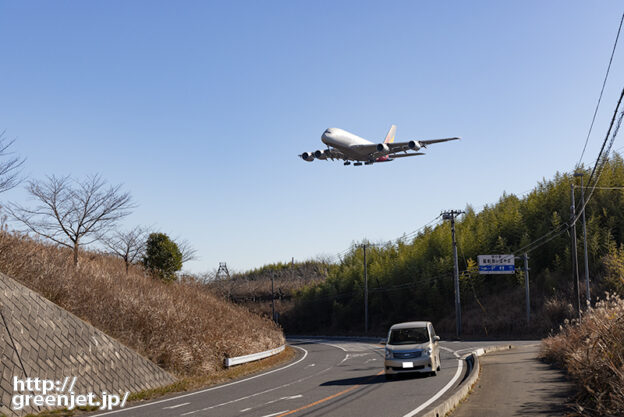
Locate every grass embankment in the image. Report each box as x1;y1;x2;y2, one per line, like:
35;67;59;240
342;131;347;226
541;294;624;416
0;229;284;377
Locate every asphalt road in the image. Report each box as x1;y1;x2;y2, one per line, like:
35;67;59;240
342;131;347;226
90;338;530;417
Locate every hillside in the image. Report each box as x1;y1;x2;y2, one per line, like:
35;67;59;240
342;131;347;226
0;226;284;377
248;155;624;337
207;260;331;319
285;155;624;336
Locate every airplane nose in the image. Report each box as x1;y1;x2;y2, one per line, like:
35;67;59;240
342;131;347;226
322;128;336;144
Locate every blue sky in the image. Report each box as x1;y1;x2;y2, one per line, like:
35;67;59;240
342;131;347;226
1;1;623;274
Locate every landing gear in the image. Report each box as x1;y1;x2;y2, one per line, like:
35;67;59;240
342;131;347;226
344;161;351;166
364;161;374;165
353;162;363;166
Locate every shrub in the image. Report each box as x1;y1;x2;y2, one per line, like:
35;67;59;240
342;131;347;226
143;233;182;281
541;294;624;415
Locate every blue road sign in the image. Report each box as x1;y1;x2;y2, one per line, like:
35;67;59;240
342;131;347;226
478;264;515;274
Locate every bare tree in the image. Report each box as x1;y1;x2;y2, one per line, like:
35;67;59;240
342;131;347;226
0;131;25;193
175;238;198;264
9;174;134;265
100;226;147;273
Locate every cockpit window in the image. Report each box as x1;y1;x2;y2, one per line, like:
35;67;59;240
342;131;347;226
388;327;430;345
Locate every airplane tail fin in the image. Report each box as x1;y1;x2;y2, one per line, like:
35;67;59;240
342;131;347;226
384;125;397;143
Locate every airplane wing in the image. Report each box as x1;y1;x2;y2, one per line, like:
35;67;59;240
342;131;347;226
418;137;461;146
389;152;425;158
351;136;460;159
386;137;461;152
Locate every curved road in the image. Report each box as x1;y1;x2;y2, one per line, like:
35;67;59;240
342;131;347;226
91;338;523;417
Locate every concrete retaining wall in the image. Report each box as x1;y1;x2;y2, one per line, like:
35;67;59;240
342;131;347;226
0;272;176;417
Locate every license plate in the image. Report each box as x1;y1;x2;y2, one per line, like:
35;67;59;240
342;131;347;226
402;362;414;368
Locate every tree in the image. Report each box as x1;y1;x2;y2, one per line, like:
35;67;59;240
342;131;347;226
101;226;147;274
9;174;134;265
0;131;25;193
175;238;198;264
143;233;183;281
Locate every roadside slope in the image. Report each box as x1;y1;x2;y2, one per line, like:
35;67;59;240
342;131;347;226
0;272;176;417
0;230;284;377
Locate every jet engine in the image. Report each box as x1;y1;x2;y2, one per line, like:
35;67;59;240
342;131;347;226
314;150;329;160
376;143;390;153
408;140;422;151
300;152;315;162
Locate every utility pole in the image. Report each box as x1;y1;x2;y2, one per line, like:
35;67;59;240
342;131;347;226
523;253;530;326
442;210;464;339
570;184;581;319
363;244;368;335
574;173;591;304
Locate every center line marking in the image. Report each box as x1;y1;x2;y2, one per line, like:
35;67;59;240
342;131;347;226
163;402;190;409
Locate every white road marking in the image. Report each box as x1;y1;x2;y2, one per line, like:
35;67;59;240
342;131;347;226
89;345;309;416
364;358;378;363
259;411;289;417
262;395;303;407
439;346;461;358
178;368;331;414
265;395;303;405
163;402;190;409
240;408;252;412
402;358;464;417
305;363;315;368
316;340;349;351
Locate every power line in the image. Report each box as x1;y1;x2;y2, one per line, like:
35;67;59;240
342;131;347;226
586;88;624;188
575;185;624;190
577;93;624;226
577;11;624;166
512;221;570;255
511;97;623;257
512;86;623;258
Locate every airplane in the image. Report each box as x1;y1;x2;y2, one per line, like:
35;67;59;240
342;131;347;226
299;125;460;166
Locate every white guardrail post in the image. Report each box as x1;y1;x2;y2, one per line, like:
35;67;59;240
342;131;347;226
225;345;285;367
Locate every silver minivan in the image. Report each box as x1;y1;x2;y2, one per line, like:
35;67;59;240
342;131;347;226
384;321;441;379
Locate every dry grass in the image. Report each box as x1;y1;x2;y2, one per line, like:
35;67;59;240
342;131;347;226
541;294;624;416
0;229;284;377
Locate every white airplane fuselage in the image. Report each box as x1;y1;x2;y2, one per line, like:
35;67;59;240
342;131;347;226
321;128;376;160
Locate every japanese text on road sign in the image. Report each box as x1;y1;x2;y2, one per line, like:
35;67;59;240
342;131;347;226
477;254;515;274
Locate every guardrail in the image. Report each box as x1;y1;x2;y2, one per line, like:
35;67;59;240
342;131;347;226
225;345;285;367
